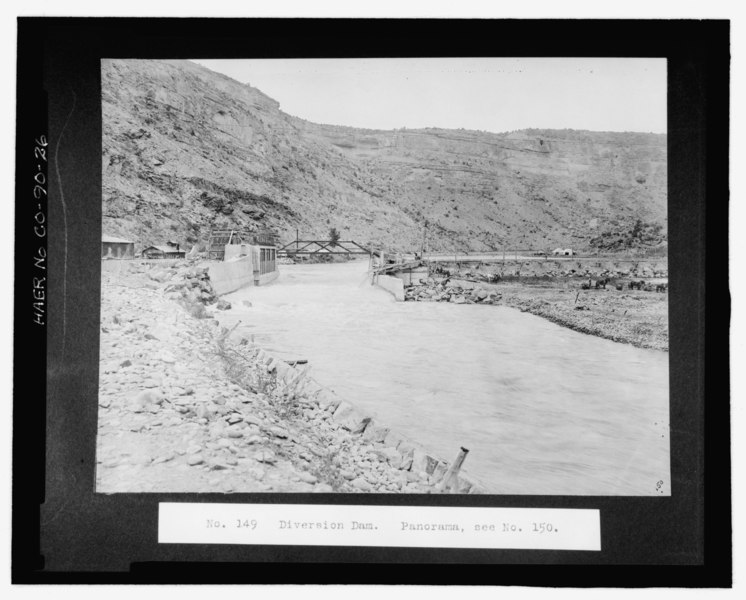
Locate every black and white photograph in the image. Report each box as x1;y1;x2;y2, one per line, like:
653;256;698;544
95;57;670;496
12;15;731;581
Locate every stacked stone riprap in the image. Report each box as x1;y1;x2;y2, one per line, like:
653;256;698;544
147;262;234;316
404;277;502;305
97;260;485;494
253;350;488;494
168;266;218;312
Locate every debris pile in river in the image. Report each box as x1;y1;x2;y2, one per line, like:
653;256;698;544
404;277;502;305
146;262;229;318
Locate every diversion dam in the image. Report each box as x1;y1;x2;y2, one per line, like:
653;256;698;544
217;260;670;496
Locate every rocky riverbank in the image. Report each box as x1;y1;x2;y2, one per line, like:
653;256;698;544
97;260;485;493
403;271;668;351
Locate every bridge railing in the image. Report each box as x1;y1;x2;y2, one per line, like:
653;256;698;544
278;240;372;256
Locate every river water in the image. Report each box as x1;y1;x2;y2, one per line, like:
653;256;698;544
220;260;670;496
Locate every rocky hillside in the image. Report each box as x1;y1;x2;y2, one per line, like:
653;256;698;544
102;59;667;253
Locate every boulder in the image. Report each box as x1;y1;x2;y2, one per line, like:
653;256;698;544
207;459;231;471
148;270;170;283
246;467;265;481
196;403;216;420
332;401;371;433
164;282;186;293
351;477;373;492
267;426;289;439
317;391;341;411
130;389;163;409
411;449;438;475
453;475;475;494
254;449;277;464
297;471;318;484
158;350;176;364
372;447;403;469
397;442;416;471
362;421;390;443
238;412;261;425
448;279;475;290
383;431;404;448
431;460;449;482
186;454;204;466
152;453;175;465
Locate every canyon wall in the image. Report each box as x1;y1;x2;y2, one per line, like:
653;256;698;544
102;59;667;253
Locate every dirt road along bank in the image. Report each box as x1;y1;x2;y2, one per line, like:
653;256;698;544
97;259;486;493
403;258;669;351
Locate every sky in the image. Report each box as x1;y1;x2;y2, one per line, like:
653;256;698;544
191;57;667;134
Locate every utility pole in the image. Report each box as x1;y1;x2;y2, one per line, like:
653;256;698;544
421;220;428;259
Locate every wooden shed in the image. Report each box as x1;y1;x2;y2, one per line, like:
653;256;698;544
102;235;135;259
141;244;186;259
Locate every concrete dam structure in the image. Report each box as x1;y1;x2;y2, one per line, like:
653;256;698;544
209;242;279;295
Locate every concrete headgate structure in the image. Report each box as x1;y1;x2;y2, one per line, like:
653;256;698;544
207;229;280;295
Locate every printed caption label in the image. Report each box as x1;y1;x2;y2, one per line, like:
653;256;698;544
159;503;601;551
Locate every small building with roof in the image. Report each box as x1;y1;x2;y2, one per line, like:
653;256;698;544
140;243;186;260
102;234;135;259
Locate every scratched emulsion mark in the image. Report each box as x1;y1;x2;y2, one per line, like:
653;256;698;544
53;88;77;361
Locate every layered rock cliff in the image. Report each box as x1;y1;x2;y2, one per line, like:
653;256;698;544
102;59;667;253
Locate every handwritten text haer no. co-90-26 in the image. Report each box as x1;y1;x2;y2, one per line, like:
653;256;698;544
32;134;47;326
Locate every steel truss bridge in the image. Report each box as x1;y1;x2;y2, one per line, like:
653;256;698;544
277;240;372;257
